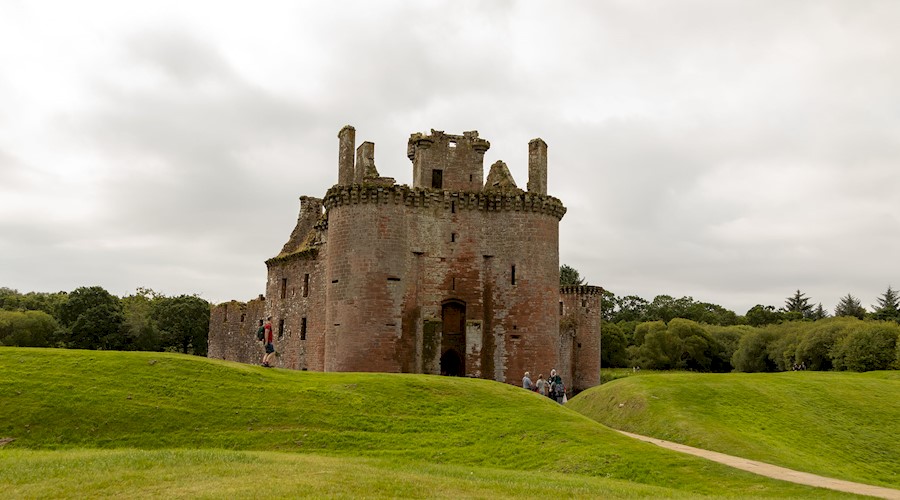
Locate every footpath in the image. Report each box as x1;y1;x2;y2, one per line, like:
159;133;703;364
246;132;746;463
618;430;900;500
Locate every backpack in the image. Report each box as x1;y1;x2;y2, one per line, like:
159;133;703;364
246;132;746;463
256;326;265;341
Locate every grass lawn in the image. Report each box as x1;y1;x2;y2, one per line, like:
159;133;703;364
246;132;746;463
567;370;900;489
0;348;867;498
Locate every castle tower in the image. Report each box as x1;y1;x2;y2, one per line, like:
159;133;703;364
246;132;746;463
559;285;603;392
408;130;490;191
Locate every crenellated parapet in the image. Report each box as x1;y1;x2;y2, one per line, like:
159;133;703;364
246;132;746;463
323;183;567;220
560;285;604;295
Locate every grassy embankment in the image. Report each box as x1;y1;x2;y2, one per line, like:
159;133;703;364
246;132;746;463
0;348;864;498
568;370;900;489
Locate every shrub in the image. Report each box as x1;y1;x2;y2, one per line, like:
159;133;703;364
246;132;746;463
732;329;779;372
795;317;855;370
830;322;900;372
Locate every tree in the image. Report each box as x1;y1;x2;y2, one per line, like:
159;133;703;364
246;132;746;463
783;290;814;320
121;288;162;351
614;295;649;323
744;304;782;327
830;322;900;371
834;294;866;319
796;317;853;370
151;295;210;355
600;321;629;368
732;329;779;372
811;303;829;321
633;318;725;371
706;325;753;372
600;289;617;322
58;286;124;350
871;286;900;322
645;295;677;323
559;264;585;286
0;288;68;317
0;310;60;347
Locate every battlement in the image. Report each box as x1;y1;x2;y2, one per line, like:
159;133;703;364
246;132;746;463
560;285;604;295
322;183;567;220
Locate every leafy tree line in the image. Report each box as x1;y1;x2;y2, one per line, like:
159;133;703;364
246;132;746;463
598;285;900;327
600;316;899;373
560;265;900;372
0;286;209;355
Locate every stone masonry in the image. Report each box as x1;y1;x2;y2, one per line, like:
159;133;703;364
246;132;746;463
208;127;602;392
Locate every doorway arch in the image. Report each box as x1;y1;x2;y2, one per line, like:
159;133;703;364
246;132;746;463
441;300;466;376
440;348;464;376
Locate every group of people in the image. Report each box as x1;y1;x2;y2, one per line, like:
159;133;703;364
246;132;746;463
522;369;567;404
257;317;275;367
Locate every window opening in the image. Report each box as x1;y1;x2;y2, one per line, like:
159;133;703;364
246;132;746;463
432;169;443;189
559;301;564;315
451;232;457;242
449;140;457;148
280;278;287;299
303;273;309;297
278;319;285;340
451;201;456;213
240;313;245;322
300;317;307;340
511;265;516;285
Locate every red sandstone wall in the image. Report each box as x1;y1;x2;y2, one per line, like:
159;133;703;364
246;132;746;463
265;252;326;370
325;196;410;372
208;297;267;364
320;185;568;385
478;209;560;384
560;286;602;392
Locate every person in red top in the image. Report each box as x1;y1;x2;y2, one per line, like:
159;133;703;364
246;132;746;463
262;316;275;367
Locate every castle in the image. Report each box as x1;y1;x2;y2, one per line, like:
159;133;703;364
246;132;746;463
208;126;602;392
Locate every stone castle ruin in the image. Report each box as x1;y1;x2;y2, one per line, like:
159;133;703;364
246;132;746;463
208;126;602;392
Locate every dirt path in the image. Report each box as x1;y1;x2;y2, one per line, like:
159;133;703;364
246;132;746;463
617;430;900;499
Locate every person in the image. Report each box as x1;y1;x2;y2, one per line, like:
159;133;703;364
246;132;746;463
548;368;565;404
262;316;275;367
535;374;547;397
256;319;265;341
522;371;533;391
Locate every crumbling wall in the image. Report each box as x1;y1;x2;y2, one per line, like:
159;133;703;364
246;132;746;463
265;250;326;370
560;285;603;393
208;296;267;364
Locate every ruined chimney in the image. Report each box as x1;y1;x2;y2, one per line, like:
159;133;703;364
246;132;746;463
527;138;547;195
355;141;378;182
337;125;356;185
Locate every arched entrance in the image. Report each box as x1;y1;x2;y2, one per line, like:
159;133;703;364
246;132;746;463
441;300;466;376
440;349;464;376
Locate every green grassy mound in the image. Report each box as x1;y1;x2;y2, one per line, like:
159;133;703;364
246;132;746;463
568;371;900;489
0;348;860;498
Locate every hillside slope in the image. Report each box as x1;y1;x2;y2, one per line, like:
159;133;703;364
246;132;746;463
0;348;858;498
567;371;900;489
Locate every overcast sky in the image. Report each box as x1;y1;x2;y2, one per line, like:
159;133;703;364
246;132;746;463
2;1;898;315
